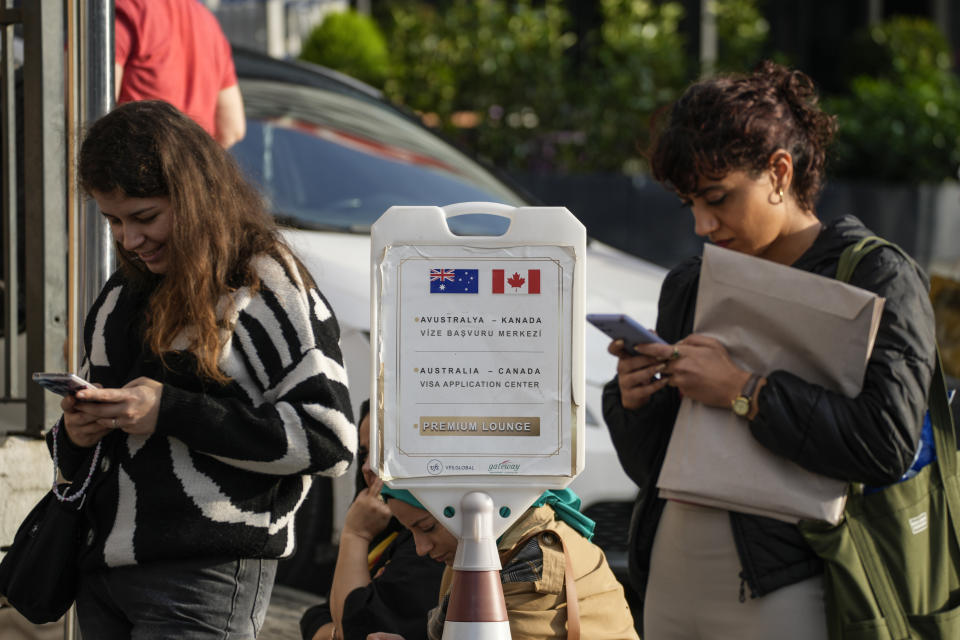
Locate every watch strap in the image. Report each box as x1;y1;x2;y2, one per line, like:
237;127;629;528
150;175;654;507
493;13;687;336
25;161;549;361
732;373;761;417
741;373;761;401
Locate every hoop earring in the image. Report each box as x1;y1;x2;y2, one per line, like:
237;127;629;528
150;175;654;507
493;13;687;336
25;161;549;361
777;188;784;204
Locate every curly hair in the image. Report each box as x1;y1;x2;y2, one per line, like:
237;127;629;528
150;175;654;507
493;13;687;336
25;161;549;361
650;60;837;211
78;100;287;383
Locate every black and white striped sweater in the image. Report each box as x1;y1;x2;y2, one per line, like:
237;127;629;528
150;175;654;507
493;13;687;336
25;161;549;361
52;250;356;569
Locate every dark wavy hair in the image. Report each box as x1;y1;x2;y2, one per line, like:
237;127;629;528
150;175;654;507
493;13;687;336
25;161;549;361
650;60;837;211
78;100;287;383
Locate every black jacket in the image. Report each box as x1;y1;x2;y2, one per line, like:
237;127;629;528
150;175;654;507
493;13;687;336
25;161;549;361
602;216;936;614
299;524;444;640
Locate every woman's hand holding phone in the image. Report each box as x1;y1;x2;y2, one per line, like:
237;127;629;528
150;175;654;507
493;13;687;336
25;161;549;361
60;392;113;448
587;313;666;354
30;372;111;447
72;377;163;438
610;333;756;413
588;313;674;409
656;335;753;410
591;314;757;411
608;340;673;409
58;377;163;446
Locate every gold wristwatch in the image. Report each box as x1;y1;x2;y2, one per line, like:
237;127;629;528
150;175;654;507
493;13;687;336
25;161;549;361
732;373;761;418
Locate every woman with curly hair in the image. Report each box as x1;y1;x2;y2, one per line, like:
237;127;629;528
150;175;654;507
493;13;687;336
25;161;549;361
55;99;357;638
602;61;936;638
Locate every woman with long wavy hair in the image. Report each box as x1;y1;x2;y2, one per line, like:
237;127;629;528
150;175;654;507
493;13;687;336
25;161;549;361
53;99;357;638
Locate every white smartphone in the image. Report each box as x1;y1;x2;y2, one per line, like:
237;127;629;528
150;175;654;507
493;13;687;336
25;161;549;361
586;313;666;355
31;372;97;397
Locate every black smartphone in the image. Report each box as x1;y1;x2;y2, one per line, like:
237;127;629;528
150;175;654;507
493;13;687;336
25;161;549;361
586;313;666;355
31;372;97;397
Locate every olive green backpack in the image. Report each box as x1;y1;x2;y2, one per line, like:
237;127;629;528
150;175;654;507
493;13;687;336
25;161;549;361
799;236;960;639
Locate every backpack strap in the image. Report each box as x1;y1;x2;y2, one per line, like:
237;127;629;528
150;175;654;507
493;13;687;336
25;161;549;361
835;235;897;283
837;235;958;505
836;236;960;640
929;352;960;542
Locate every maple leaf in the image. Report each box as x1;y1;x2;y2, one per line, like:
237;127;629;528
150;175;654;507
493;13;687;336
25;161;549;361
508;272;525;289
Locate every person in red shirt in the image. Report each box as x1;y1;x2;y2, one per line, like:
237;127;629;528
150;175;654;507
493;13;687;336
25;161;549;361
114;0;245;148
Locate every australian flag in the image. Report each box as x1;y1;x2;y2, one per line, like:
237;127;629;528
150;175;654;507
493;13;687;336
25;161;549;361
430;268;478;293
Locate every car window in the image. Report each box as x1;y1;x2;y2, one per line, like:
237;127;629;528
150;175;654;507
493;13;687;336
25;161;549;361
232;79;527;234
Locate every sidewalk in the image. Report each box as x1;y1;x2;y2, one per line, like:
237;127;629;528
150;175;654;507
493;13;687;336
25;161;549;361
260;584;325;640
0;585;324;640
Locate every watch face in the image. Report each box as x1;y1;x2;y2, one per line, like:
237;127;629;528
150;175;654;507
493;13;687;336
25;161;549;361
732;396;750;416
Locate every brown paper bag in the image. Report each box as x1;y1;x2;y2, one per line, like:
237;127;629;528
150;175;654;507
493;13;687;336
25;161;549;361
656;244;885;524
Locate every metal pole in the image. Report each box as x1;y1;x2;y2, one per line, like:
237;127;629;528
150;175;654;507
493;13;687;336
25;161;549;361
266;0;286;59
62;2;112;634
22;0;67;435
0;1;20;399
699;0;717;77
66;0;79;377
76;0;114;374
931;0;954;57
66;0;115;632
65;0;116;635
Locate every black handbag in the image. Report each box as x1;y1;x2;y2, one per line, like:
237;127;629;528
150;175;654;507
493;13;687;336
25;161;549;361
0;422;103;624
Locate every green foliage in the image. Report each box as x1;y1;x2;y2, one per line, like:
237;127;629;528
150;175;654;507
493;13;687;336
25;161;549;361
581;0;688;173
378;0;690;174
380;0;577;171
299;10;390;88
315;4;958;183
826;17;960;182
714;0;770;72
840;16;953;82
826;76;960;182
360;0;812;175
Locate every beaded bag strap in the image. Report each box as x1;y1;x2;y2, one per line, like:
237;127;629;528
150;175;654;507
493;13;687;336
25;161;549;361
50;419;103;504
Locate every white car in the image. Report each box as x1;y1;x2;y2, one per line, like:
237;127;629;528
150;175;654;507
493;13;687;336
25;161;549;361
231;48;666;592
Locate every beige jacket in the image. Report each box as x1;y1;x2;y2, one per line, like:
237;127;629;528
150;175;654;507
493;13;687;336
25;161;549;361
433;505;639;640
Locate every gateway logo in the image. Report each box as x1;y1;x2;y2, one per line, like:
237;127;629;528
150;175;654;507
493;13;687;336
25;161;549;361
489;459;521;474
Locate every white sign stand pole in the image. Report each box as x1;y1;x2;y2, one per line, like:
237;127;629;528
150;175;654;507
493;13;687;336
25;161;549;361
371;202;586;639
441;492;510;639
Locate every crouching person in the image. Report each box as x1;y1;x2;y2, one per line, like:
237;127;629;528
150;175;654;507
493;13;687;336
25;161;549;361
300;401;444;640
372;488;639;640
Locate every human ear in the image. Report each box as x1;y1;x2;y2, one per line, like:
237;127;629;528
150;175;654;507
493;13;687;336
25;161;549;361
767;149;794;195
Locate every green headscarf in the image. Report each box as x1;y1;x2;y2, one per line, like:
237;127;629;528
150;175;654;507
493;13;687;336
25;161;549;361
531;488;595;540
380;486;595;540
380;485;426;510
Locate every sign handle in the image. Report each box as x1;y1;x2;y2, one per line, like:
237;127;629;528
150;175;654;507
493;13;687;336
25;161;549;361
441;201;517;218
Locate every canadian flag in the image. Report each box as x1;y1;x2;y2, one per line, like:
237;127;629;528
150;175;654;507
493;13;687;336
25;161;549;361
492;269;540;294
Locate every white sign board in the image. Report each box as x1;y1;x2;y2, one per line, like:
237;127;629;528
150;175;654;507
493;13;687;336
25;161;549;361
382;244;573;478
370;203;585;533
